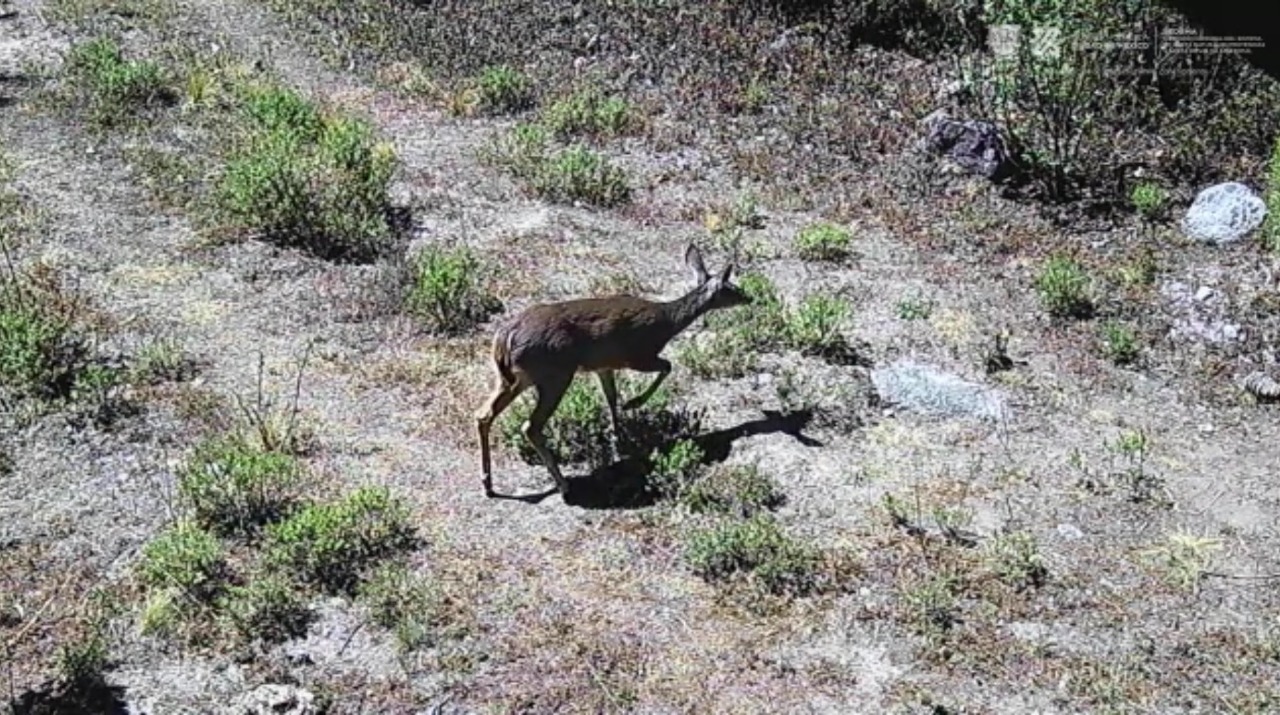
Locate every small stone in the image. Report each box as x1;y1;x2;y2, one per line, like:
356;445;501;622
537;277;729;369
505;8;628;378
1194;286;1216;302
1056;523;1084;541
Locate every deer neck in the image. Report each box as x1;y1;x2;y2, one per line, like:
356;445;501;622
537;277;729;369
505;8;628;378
663;284;715;335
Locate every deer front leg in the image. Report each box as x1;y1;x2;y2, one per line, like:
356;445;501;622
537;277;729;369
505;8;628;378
597;370;623;460
623;357;671;411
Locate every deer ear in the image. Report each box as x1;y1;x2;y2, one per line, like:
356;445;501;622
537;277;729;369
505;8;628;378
685;243;709;283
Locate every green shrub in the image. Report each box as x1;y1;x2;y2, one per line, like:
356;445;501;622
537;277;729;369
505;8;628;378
0;286;86;400
787;294;852;358
485;121;550;180
220;572;311;643
266;486;414;593
475;64;532;114
1262;135;1280;253
497;373;700;468
542;86;634;138
681;464;785;517
1099;320;1139;365
485;125;631;207
216;85;398;261
647;438;706;501
684;514;825;598
895;293;933;320
794;222;853;262
177;436;302;537
962;0;1157;199
983;531;1047;590
533;145;631;207
137;520;225;600
1035;254;1095;319
1130;181;1168;221
360;562;451;652
900;572;960;638
405;245;502;335
65;36;171;126
55;630;108;689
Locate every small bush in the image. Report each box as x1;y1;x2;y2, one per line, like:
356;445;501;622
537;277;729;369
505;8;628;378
1099;320;1139;365
405;245;502;335
794;222;853;262
1035;254;1095;319
647;438;706;501
532;145;631;207
683;514;824;598
1262;135;1280;253
983;531;1047;590
681;464;785;517
475;64;533;114
360;562;452;652
132;335;190;384
895;293;933;320
900;572;960;639
65;36;172;126
137;520;225;600
1130;182;1168;222
55;630;108;689
498;373;700;468
266;486;414;593
787;294;852;358
0;285;87;400
486;121;551;180
541;86;634;138
216;85;398;261
177;436;302;537
220;572;311;644
485;125;630;207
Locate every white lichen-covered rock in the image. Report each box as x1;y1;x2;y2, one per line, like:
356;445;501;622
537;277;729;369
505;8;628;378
1181;182;1267;244
229;684;317;715
870;359;1009;422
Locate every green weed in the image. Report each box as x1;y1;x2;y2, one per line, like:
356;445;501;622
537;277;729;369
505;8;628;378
266;486;414;593
216;84;398;261
405;245;502;335
1035;254;1095;319
65;36;172;126
794;222;853;262
178;435;302;537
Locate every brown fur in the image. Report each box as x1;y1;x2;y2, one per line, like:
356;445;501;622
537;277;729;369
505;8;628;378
474;244;750;498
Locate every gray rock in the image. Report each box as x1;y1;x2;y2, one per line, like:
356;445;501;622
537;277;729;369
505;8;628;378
229;684;317;715
1181;182;1267;244
870;359;1009;422
922;110;1011;180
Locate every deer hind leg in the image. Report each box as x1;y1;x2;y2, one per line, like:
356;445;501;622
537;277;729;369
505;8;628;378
622;357;672;411
597;369;623;459
475;375;528;497
523;373;574;493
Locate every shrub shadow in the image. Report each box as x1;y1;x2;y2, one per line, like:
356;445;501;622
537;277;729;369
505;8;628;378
563;409;821;510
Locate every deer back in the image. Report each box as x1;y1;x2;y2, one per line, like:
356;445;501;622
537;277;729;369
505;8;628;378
501;295;679;375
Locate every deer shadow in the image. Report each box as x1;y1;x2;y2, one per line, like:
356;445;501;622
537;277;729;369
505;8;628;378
538;408;822;510
9;681;129;715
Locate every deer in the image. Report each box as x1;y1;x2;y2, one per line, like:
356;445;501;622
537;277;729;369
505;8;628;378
474;243;751;498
